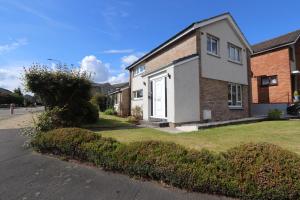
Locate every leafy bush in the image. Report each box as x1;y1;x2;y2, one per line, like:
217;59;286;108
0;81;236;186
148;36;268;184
31;128;101;157
31;129;300;200
90;93;109;112
224;143;300;199
35;107;65;132
268;109;282;120
104;108;117;115
131;106;143;121
24;64;98;129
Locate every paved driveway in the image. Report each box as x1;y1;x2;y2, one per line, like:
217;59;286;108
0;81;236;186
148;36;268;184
0;129;234;200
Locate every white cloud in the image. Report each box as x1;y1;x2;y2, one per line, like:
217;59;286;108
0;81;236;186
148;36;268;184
0;67;23;91
0;38;28;54
80;55;110;83
102;49;134;54
121;52;144;68
108;73;128;84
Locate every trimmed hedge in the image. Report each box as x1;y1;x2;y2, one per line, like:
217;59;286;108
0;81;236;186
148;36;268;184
32;128;300;200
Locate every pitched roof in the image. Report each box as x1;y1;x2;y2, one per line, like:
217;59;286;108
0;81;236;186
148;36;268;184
126;12;251;70
112;82;129;89
252;29;300;54
0;88;12;94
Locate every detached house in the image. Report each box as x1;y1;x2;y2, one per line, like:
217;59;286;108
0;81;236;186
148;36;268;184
126;13;252;127
251;30;300;114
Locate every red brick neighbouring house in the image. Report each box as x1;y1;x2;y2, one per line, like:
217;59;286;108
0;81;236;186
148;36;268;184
251;30;300;115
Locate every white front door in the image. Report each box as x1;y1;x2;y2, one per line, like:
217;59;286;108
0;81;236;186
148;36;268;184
152;76;166;118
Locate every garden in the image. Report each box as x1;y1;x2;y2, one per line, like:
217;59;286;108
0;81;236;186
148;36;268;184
23;64;300;200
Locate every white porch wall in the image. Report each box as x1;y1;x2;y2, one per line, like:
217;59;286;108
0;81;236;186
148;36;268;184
142;67;175;121
131;74;144;109
142;57;200;123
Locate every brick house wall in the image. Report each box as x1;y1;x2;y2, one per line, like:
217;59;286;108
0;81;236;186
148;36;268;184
144;32;197;73
251;47;292;104
200;78;249;121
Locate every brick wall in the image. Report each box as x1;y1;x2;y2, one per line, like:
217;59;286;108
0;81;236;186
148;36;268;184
200;77;249;121
251;47;292;104
144;32;197;72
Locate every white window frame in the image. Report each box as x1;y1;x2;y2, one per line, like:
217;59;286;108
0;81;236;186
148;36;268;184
133;65;145;76
133;89;143;100
228;43;242;63
207;34;219;56
228;83;243;108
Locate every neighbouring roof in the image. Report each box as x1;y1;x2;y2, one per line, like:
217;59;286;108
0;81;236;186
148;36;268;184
126;12;251;70
252;29;300;54
0;88;12;95
91;82;129;95
112;82;129;89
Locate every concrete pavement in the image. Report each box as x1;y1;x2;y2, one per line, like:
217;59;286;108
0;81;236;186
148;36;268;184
0;129;233;200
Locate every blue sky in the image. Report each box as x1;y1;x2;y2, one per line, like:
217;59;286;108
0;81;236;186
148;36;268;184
0;0;300;91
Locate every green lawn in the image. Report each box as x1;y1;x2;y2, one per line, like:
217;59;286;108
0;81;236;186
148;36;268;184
97;115;300;154
83;112;133;128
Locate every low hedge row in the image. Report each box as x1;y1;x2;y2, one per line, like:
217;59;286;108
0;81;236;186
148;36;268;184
31;128;300;200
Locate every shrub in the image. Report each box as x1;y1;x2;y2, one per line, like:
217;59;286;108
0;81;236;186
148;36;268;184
90;93;109;112
24;64;98;129
223;143;300;199
104;108;117;115
35;107;65;132
31;128;101;157
131;106;143;121
268;109;282;120
31;130;300;200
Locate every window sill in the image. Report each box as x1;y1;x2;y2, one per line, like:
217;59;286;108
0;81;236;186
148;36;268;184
132;98;143;101
228;106;244;110
228;59;243;65
133;72;145;77
207;52;221;59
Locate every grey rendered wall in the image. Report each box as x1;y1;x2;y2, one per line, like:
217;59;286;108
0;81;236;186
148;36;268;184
173;58;200;123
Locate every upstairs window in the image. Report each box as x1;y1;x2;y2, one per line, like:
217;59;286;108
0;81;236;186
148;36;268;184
228;83;242;107
133;65;145;76
228;43;242;63
133;89;143;100
261;75;278;87
207;34;219;56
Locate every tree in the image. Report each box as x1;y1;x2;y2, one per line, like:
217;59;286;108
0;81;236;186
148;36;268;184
90;93;109;112
24;64;99;127
13;87;23;96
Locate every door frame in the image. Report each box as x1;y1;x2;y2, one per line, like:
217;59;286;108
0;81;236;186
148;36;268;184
150;73;167;119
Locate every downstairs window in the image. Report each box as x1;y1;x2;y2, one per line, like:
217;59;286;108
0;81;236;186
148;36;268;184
228;83;242;107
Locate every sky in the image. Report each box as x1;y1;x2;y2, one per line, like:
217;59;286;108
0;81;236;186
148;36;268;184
0;0;300;91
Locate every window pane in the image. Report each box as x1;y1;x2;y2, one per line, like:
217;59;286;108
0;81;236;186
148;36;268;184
261;77;270;86
207;37;211;52
270;76;277;85
211;39;218;54
237;85;242;102
237;49;241;61
232;85;236;105
137;90;143;98
228;84;232;105
230;46;235;60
